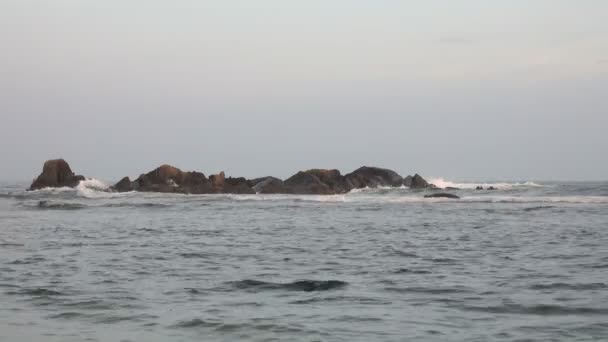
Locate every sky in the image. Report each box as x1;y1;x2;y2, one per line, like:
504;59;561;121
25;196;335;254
1;0;607;182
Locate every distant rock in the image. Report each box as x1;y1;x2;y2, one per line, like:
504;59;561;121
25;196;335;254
487;186;497;191
476;186;484;190
114;164;212;194
102;163;436;195
250;177;286;194
344;166;403;188
113;166;257;194
29;159;85;190
424;193;460;199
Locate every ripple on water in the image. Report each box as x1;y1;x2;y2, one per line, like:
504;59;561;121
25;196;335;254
289;295;391;305
461;304;608;316
7;288;64;296
225;279;348;292
384;286;473;294
529;283;607;291
171;319;315;335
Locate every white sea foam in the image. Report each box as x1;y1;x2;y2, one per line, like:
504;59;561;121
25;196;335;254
427;177;543;190
75;178;108;198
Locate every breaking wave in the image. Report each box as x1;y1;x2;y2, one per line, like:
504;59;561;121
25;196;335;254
427;178;543;190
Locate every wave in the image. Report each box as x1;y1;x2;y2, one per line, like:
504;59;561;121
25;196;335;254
227;279;348;292
35;200;88;210
427;177;543;190
461;303;608;316
528;282;607;291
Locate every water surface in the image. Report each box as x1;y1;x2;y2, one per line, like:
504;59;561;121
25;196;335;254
1;180;607;341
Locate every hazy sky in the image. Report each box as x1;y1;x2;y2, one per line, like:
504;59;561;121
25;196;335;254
1;1;607;182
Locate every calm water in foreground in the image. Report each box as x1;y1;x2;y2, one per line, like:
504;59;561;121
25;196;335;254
1;180;607;342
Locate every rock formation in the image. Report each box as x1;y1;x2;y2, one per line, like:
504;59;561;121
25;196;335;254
29;159;85;190
29;159;437;195
112;165;436;195
113;164;211;194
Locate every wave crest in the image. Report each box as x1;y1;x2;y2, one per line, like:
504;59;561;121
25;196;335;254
428;178;543;190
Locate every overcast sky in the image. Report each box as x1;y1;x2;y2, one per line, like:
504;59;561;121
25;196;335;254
1;1;607;182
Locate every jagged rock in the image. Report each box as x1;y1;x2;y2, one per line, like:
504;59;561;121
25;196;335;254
424;193;460;199
29;159;85;190
250;177;286;194
487;186;497;190
345;166;403;188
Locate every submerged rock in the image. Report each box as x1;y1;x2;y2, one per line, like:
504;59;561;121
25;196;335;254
424;193;460;199
29;159;85;190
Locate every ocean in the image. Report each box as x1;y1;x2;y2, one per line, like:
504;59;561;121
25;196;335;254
1;179;607;341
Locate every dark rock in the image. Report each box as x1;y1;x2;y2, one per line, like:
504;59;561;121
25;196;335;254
113;176;133;192
409;174;430;189
224;177;255;194
487;186;497;191
344;166;403;188
307;169;350;193
209;171;226;192
29;159;85;190
476;186;484;190
247;177;271;188
251;177;286;194
115;164;213;194
424;193;460;199
403;175;413;187
283;170;336;194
